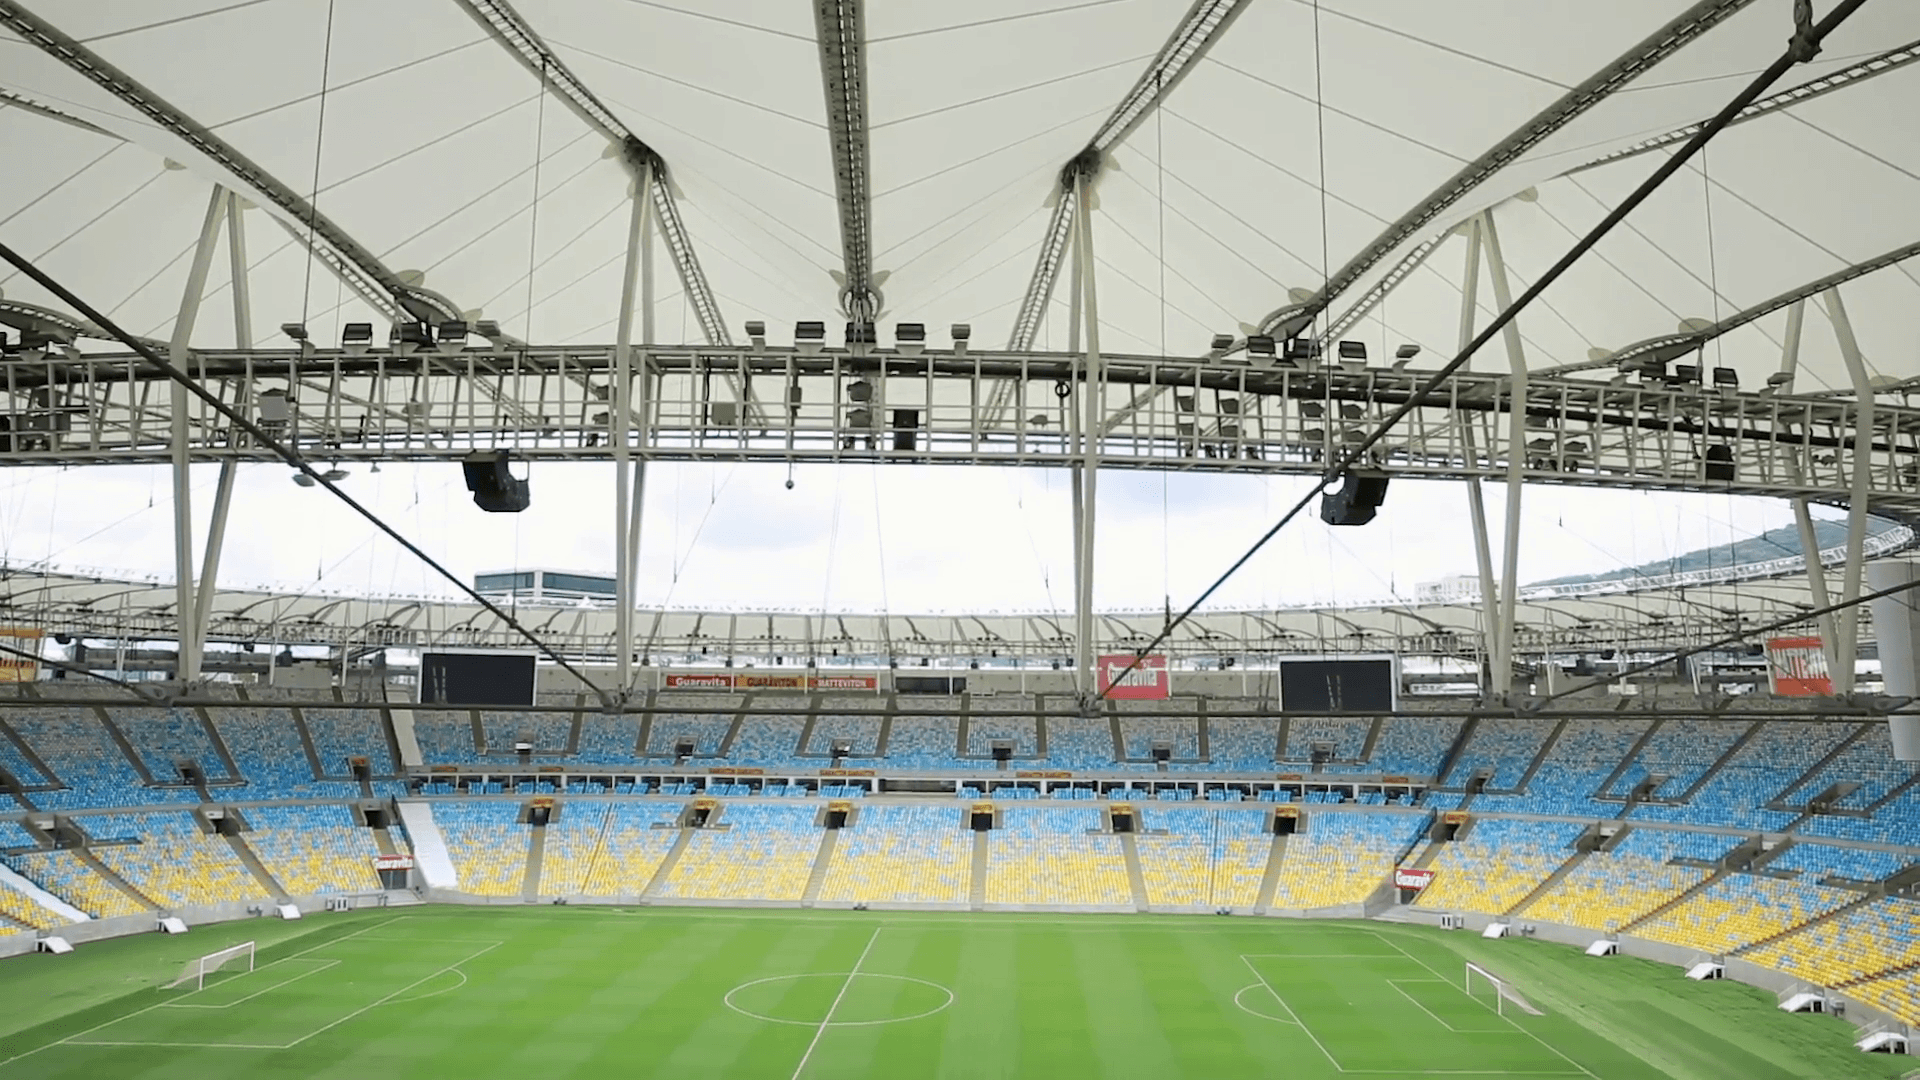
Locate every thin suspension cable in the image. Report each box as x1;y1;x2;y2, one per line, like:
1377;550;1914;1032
523;58;549;342
0;239;608;699
299;0;337;329
1311;0;1331;319
1099;0;1871;699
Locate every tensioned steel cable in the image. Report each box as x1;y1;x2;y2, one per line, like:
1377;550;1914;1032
1098;0;1873;700
0;241;609;698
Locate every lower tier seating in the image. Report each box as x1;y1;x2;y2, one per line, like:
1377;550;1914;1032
657;804;818;901
818;805;972;904
984;807;1130;907
435;801;529;897
244;805;384;896
1412;820;1586;916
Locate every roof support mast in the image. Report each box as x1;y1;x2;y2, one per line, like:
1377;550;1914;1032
0;0;462;327
452;0;731;347
1251;0;1756;343
813;0;879;325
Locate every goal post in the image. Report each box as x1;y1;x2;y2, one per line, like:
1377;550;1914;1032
1464;961;1506;1017
165;941;256;990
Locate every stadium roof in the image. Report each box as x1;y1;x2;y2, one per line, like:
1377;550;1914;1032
2;0;1917;399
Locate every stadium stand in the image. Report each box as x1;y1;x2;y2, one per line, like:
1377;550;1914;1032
1135;807;1217;906
808;704;885;757
210;705;351;799
6;849;146;918
435;802;529;897
480;710;571;757
86;813;270;908
536;802;610;896
1524;828;1733;930
8;708;161;809
725;706;808;767
1633;874;1863;955
1366;715;1463;777
882;712;961;769
1474;719;1648;817
984;807;1131;906
412;711;477;764
1609;719;1750;800
1412;819;1586;915
817;804;972;904
112;707;233;783
1041;718;1117;771
657;804;818;901
302;707;396;774
1270;811;1424;909
1117;711;1199;760
1780;724;1914;811
1639;721;1857;832
1203;716;1280;772
646;698;738;758
1745;896;1920;988
1283;717;1369;764
1443;719;1555;789
580;803;685;896
243;805;383;895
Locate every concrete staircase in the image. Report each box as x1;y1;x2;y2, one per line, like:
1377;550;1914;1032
801;829;839;907
521;823;547;902
226;834;291;905
969;831;989;911
1118;834;1150;912
641;828;695;901
1253;834;1289;914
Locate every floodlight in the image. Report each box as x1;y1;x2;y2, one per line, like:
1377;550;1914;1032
1395;344;1420;360
895;322;926;356
1246;335;1276;362
1712;367;1739;389
342;322;374;356
951;323;971;356
1337;341;1367;362
1210;334;1234;352
290;472;316;487
1283;337;1318;366
436;321;469;354
1766;371;1794;388
745;321;767;348
280;323;308;343
322;466;349;482
846;321;877;348
848;380;874;404
391;322;432;355
1673;363;1702;386
795;320;826;355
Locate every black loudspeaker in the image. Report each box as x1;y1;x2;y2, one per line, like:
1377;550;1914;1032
462;450;530;512
1319;471;1389;526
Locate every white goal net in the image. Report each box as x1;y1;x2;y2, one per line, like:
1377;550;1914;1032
1464;961;1541;1017
166;941;256;990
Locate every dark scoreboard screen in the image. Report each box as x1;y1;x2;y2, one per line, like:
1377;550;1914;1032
419;651;536;707
1279;658;1395;712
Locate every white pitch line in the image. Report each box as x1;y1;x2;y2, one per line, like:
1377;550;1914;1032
790;927;882;1080
1240;955;1344;1073
162;959;341;1009
284;942;502;1048
0;914;405;1073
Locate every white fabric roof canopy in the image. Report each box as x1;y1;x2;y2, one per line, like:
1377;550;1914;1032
0;0;1915;394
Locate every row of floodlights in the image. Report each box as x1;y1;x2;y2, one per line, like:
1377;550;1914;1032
281;320;510;356
745;320;968;356
1218;333;1422;370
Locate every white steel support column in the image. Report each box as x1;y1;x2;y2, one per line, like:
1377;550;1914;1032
612;163;654;693
1479;213;1530;696
1072;171;1102;699
188;191;251;673
1826;285;1874;695
170;186;228;682
1777;300;1842;683
1451;220;1502;690
625;166;657;666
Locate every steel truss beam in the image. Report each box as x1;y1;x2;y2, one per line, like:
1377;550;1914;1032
1544;238;1920;378
1253;0;1755;341
0;2;461;327
452;0;730;346
1005;0;1252;352
814;0;877;320
9;344;1920;521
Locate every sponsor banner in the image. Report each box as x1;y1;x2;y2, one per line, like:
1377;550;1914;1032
710;766;764;776
1097;654;1170;699
664;674;736;689
0;627;42;683
735;673;808;690
1394;868;1435;891
1442;811;1469;825
537;765;564;773
430;765;458;773
1277;773;1304;782
1382;775;1411;785
1766;636;1833;697
372;854;414;871
1274;805;1300;818
812;675;878;691
1015;770;1072;779
819;768;875;777
530;797;555;809
828;800;854;812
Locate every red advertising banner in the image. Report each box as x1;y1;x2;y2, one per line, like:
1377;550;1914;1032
665;674;736;689
812;675;878;691
372;854;415;871
1766;636;1833;697
735;673;809;690
1394;868;1435;891
1097;654;1170;700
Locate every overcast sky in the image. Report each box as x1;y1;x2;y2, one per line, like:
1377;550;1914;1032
0;460;1815;614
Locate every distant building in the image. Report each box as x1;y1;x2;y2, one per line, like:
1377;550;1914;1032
474;569;617;605
1415;574;1489;605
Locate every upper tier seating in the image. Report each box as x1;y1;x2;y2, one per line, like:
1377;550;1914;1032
303;707;398;774
1365;716;1464;777
1204;717;1281;772
1474;719;1648;817
1118;714;1200;761
1283;717;1369;764
114;707;234;783
881;713;961;770
480;711;572;757
1643;721;1858;833
1444;719;1555;789
1608;719;1750;800
7;709;166;809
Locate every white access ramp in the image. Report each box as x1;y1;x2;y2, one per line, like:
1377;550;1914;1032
37;937;73;955
1585;939;1618;956
1686;961;1724;980
1779;992;1826;1013
275;904;301;920
396;801;457;888
1481;922;1509;939
1856;1031;1908;1054
157;916;188;934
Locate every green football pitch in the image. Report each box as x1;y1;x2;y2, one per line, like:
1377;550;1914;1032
0;908;1902;1079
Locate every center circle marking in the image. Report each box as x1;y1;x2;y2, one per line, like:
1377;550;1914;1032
723;973;955;1027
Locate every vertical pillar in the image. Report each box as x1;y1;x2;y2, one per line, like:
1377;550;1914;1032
612;163;654;694
189;192;251;673
1826;286;1874;695
1072;171;1102;700
171;186;229;682
1480;213;1530;696
1867;559;1920;759
627;166;657;667
1451;219;1501;690
1776;300;1843;683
